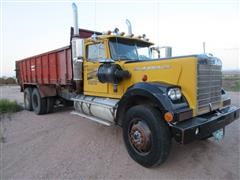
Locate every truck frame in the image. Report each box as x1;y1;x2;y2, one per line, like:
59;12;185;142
16;3;239;167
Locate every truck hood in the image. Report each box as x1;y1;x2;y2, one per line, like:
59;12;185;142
121;55;198;114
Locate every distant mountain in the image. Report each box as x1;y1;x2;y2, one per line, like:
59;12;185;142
223;70;240;75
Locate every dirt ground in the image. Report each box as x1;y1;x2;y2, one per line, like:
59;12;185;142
0;86;239;179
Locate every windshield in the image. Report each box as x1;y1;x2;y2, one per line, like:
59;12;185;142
109;38;153;61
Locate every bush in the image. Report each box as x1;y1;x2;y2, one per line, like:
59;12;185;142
0;78;5;84
222;77;240;92
0;99;22;113
0;77;17;85
5;77;17;84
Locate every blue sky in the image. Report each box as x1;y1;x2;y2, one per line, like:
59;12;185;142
0;0;239;76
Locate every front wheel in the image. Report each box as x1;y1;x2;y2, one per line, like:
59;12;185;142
122;105;171;168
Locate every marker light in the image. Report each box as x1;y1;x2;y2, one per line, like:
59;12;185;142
120;32;125;36
114;28;119;35
142;74;148;81
164;112;174;122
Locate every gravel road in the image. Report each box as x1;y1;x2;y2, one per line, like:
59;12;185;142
0;86;239;179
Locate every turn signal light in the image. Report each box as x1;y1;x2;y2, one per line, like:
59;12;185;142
164;112;174;122
223;99;231;107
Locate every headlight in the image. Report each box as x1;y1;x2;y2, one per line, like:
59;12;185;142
167;88;182;101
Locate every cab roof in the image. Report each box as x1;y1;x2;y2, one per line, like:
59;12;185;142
85;34;154;46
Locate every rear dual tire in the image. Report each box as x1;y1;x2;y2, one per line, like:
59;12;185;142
24;87;54;115
32;88;47;115
47;97;54;113
24;88;33;111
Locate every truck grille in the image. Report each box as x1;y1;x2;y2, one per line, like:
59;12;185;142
197;59;222;115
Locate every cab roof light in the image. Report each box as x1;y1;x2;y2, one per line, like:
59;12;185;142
91;33;98;40
102;31;111;35
113;28;120;35
120;32;125;36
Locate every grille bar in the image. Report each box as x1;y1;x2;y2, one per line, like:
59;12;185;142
197;62;222;115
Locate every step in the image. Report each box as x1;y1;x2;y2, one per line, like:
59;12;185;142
70;111;114;126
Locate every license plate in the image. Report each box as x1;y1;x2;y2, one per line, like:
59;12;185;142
212;128;225;141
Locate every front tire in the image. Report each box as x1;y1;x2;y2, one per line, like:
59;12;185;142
123;105;171;168
31;88;47;115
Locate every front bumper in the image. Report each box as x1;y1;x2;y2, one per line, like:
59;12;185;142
171;106;240;144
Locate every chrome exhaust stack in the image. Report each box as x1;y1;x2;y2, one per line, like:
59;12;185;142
126;19;133;36
71;3;84;92
72;3;79;37
163;46;172;58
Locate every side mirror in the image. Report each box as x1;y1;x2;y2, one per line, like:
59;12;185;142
150;46;160;59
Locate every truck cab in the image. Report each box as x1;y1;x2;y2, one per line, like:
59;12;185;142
80;34;224;118
83;35;153;98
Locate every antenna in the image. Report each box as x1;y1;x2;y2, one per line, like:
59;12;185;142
93;0;97;38
203;41;206;54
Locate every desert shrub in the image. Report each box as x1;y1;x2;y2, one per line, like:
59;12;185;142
0;77;17;85
5;77;17;84
0;99;22;113
222;78;240;92
0;78;5;84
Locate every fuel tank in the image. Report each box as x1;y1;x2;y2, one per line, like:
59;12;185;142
72;95;119;123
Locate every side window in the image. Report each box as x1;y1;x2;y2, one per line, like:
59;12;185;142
87;43;105;61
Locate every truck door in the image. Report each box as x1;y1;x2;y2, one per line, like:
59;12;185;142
84;42;108;94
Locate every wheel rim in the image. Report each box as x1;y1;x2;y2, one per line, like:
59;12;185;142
128;119;152;154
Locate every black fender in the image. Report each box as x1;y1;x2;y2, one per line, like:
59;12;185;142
116;82;190;125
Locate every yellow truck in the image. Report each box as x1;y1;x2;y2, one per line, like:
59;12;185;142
16;3;239;167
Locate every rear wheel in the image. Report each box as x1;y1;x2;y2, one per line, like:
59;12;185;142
122;105;171;167
31;88;47;115
24;88;33;111
46;97;55;113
